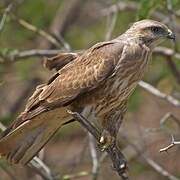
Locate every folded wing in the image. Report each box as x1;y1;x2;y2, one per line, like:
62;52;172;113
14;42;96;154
0;40;122;164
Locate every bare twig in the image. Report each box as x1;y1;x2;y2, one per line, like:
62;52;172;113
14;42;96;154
121;134;179;180
100;1;180;34
67;110;129;180
0;45;179;65
28;157;54;180
105;8;117;41
144;156;179;180
88;133;99;180
154;46;180;60
100;1;137;17
140;113;180;153
159;135;180;153
165;0;180;85
0;49;62;63
166;57;180;84
160;112;180;130
12;15;61;48
62;171;89;180
50;0;85;37
139;81;180;107
0;3;13;32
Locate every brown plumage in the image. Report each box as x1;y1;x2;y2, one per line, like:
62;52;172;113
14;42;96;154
0;20;175;165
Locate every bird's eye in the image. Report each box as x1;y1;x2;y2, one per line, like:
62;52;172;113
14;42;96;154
150;26;162;33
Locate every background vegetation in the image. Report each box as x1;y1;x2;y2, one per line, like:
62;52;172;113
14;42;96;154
0;0;180;180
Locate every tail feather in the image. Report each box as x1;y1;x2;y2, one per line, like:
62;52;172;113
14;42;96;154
0;107;71;165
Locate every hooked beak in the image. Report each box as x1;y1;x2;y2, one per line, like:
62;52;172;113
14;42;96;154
167;29;175;41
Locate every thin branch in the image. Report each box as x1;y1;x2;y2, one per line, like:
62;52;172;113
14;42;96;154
155;111;180;154
139;81;180;107
28;157;54;180
62;171;89;180
67;110;129;180
144;156;179;180
154;46;180;60
0;46;179;64
105;8;117;41
165;0;180;85
166;57;180;84
100;1;180;34
11;15;61;48
159;135;180;153
121;134;179;180
0;49;62;63
100;1;137;17
160;112;180;130
0;3;13;33
88;133;99;180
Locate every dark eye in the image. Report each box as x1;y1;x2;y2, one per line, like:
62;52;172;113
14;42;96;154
150;26;163;33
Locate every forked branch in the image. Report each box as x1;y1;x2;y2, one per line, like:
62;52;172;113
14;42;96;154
159;135;180;153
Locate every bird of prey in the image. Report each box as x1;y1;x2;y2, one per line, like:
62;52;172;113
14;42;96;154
0;19;175;165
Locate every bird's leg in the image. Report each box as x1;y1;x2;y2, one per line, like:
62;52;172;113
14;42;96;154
99;130;115;151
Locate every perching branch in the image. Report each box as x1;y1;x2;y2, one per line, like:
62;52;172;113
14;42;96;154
67;110;129;180
88;133;99;180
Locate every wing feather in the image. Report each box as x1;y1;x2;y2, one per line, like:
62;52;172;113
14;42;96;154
39;41;120;105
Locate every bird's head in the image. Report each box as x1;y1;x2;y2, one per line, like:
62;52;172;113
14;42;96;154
126;19;175;48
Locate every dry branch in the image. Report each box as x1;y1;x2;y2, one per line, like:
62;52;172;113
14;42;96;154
159;135;180;153
100;1;180;34
0;3;13;32
0;49;62;63
88;133;99;180
139;81;180;107
154;46;180;60
121;134;179;180
144;156;179;180
67;110;129;180
12;16;61;48
166;56;180;84
105;8;118;41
